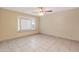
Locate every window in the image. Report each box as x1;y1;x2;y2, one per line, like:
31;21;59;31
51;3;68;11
17;16;36;32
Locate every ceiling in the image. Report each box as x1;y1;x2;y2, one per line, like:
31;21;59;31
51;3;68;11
2;7;76;16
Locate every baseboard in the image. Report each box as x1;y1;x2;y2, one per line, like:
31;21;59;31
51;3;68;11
40;33;79;42
0;33;40;43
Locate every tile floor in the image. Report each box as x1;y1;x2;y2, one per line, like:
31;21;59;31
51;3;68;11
0;34;79;52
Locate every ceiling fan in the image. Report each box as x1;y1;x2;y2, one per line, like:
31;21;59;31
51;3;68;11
33;7;53;16
38;7;52;12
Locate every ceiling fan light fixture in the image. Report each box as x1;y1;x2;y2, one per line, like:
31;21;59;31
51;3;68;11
39;12;44;16
37;7;52;16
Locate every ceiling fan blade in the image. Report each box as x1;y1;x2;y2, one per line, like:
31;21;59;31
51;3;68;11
32;11;40;13
45;10;52;12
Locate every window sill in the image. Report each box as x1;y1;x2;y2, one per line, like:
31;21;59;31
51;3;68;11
17;30;36;33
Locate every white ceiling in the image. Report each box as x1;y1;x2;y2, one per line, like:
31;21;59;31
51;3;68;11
2;7;76;16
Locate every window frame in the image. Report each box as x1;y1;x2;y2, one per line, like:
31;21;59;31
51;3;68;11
17;16;36;32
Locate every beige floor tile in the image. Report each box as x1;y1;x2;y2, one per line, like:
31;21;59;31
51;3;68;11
70;41;79;52
0;34;79;52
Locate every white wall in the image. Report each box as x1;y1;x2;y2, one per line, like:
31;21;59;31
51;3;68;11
40;8;79;41
0;8;40;41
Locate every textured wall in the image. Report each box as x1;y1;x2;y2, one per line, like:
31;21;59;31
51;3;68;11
40;8;79;41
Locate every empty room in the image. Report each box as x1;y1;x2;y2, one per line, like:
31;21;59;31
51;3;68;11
0;7;79;52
